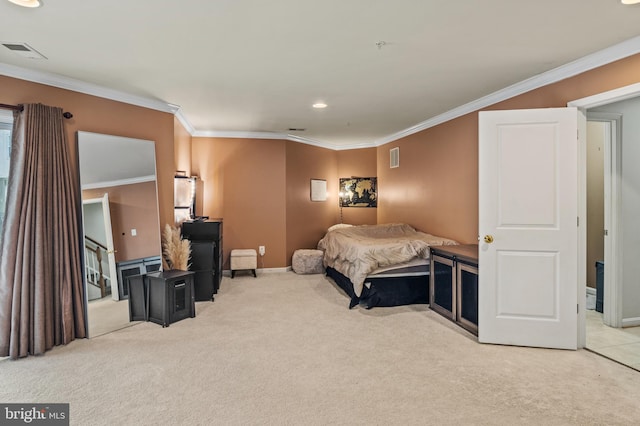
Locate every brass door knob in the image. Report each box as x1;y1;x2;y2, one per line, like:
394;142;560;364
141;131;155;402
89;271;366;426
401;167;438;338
484;235;494;244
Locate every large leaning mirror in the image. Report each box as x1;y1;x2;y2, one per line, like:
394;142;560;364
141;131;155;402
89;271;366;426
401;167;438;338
77;131;161;338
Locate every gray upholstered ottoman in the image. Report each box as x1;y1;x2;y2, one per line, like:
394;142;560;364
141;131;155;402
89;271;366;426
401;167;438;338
292;249;324;274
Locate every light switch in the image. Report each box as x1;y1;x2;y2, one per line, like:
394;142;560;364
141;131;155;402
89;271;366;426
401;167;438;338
131;229;137;236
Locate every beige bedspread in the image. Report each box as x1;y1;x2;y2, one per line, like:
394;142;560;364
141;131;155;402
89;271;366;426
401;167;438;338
317;223;457;296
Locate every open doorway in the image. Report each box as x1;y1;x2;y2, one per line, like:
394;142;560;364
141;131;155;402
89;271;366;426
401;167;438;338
584;106;640;371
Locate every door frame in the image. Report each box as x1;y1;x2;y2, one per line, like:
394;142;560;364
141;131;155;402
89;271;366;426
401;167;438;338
569;81;640;344
585;113;622;329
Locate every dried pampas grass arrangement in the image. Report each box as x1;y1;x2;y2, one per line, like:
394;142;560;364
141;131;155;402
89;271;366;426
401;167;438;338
162;224;191;270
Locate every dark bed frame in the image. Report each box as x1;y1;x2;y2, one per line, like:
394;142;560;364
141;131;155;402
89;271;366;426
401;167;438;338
326;267;429;309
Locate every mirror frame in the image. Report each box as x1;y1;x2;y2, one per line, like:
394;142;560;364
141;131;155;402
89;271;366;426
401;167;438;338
75;131;162;338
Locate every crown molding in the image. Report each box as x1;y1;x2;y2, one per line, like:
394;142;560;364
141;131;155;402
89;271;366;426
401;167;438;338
3;34;640;150
291;134;384;151
374;35;640;147
192;129;288;139
328;140;381;151
174;108;195;134
191;129;329;149
0;62;178;114
190;130;370;151
286;134;340;149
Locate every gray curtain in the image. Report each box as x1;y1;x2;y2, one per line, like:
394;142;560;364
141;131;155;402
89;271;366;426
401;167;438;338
0;103;86;359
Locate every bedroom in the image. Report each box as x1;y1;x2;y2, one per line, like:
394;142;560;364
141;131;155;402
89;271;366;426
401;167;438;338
3;50;640;325
2;51;640;293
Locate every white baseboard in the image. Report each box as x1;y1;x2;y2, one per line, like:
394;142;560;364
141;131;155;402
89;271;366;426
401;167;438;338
622;317;640;328
586;287;596;296
258;267;292;274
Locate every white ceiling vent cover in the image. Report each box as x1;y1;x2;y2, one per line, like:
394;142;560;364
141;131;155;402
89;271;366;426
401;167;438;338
1;42;47;59
390;147;399;168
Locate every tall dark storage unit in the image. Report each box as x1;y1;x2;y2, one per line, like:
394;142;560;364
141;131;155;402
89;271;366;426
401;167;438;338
181;220;223;301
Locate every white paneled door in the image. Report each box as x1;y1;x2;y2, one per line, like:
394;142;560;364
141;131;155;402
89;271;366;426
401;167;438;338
478;107;583;350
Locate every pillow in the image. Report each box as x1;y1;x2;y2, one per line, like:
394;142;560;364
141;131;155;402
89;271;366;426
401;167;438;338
327;223;353;232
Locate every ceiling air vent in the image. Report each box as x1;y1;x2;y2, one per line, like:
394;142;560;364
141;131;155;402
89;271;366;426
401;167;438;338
1;42;47;59
390;147;399;168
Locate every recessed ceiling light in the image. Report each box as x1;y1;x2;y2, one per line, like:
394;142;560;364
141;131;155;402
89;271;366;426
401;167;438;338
621;0;640;4
7;0;41;8
312;103;327;109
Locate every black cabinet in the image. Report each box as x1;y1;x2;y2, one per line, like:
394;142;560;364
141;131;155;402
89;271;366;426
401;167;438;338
127;274;148;322
127;270;195;327
146;270;195;327
595;261;604;313
431;255;455;318
457;262;479;332
190;241;216;301
181;220;223;301
116;255;162;299
430;244;479;334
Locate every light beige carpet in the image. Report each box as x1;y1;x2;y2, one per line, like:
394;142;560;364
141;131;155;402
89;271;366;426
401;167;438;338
1;271;640;425
87;296;139;338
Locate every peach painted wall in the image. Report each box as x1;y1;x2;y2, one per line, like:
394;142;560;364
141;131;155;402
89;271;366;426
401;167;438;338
191;140;377;268
377;53;640;245
377;116;478;243
337;148;378;226
0;75;176;231
83;181;161;262
285;141;338;263
191;137;287;269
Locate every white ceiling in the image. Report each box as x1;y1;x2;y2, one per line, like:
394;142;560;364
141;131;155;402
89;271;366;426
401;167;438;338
2;1;640;149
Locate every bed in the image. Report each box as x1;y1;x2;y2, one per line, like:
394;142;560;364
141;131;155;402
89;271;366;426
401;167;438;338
318;223;457;309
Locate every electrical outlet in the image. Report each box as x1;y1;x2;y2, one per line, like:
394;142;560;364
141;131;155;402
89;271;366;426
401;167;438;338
259;246;265;256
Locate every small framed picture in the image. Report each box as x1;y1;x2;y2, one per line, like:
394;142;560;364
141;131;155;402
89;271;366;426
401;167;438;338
310;179;327;201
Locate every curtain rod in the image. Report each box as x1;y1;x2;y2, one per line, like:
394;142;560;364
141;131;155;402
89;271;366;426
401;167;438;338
0;103;74;119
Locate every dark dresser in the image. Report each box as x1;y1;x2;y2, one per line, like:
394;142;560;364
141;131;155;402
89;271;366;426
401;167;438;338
181;219;223;301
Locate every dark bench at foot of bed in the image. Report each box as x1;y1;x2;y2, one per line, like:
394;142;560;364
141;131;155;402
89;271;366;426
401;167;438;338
326;267;429;309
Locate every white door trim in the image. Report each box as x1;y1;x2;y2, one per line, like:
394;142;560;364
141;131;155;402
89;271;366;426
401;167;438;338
569;82;640;110
586;113;622;328
569;83;640;339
